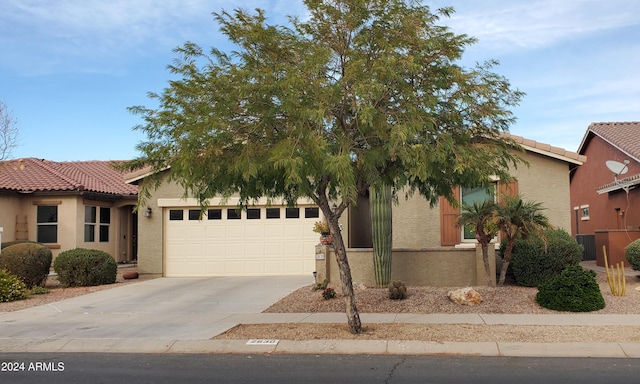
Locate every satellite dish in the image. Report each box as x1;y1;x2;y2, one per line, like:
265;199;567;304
606;160;629;176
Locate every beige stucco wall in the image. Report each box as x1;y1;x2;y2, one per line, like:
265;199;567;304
342;150;574;249
0;194;135;262
0;195;23;241
135;176;186;275
315;245;496;287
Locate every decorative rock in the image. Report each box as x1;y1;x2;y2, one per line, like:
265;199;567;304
123;271;139;280
447;287;483;305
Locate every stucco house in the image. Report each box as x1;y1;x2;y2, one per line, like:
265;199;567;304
0;158;138;263
571;122;640;267
129;134;585;286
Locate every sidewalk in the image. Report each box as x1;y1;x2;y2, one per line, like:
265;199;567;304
1;271;639;358
2;311;639;358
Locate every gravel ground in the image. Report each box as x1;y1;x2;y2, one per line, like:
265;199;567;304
0;266;145;313
217;271;640;342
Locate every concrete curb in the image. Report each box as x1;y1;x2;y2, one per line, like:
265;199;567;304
2;338;639;358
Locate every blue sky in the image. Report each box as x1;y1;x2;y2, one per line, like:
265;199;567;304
1;0;638;161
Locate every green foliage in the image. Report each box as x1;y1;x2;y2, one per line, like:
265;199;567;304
507;228;583;287
1;240;41;250
494;194;551;286
625;238;640;271
29;286;50;295
122;0;525;334
388;280;407;300
53;248;117;287
0;243;52;289
536;266;605;312
322;287;336;300
458;199;499;286
0;269;27;302
312;278;329;291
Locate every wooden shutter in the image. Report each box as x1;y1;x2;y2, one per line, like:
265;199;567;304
498;180;519;203
440;187;460;246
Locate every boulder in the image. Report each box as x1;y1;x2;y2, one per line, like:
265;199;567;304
123;271;139;280
447;287;483;305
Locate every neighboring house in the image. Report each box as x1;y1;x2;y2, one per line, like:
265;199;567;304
0;158;139;263
571;122;640;267
129;134;585;286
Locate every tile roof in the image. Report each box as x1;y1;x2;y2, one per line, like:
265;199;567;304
0;158;138;195
505;133;586;165
579;122;640;161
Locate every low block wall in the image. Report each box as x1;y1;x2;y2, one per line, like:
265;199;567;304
315;245;496;287
595;229;640;267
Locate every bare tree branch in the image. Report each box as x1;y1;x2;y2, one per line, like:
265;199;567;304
0;101;19;161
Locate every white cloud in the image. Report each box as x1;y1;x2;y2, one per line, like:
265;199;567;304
436;0;640;54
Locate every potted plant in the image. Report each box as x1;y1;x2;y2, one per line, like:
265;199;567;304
313;220;332;245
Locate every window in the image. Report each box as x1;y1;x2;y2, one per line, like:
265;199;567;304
189;209;201;220
581;205;590;221
305;207;320;218
37;205;58;243
84;206;96;242
207;209;222;220
84;206;109;242
285;207;300;218
266;208;280;219
99;207;110;242
461;184;496;241
247;208;261;219
169;210;184;220
227;209;241;220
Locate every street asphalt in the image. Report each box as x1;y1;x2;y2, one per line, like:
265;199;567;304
1;267;639;358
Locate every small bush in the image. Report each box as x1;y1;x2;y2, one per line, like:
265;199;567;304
536;266;605;312
29;286;50;295
0;243;52;289
322;287;336;300
53;248;117;287
508;228;583;287
1;240;41;250
625;238;640;271
0;269;27;302
388;280;407;300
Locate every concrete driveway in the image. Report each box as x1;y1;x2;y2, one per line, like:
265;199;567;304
0;276;311;341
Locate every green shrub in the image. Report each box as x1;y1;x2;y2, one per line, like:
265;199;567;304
625;238;640;271
0;243;52;289
536;266;605;312
507;228;583;287
1;240;41;250
53;248;117;287
0;269;27;302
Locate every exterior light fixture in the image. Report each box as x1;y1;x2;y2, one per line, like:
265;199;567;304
144;207;152;218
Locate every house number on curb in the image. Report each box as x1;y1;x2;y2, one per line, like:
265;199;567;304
246;339;280;346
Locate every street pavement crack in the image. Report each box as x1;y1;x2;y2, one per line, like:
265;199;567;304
385;357;406;384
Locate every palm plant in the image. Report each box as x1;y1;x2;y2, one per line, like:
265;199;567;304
458;199;499;286
494;194;551;286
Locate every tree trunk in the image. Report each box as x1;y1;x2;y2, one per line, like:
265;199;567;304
370;185;392;288
481;242;494;287
329;220;362;334
498;240;515;286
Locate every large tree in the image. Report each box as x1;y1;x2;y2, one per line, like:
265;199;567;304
0;101;19;161
125;0;524;334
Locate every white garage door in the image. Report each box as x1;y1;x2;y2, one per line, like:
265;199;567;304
164;206;321;276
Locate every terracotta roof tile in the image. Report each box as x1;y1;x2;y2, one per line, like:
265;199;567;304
584;122;640;161
0;158;138;195
505;133;586;164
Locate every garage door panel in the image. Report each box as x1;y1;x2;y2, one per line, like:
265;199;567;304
165;206;319;276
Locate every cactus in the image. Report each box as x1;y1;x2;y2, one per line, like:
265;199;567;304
388;280;407;300
371;184;393;287
604;246;626;296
